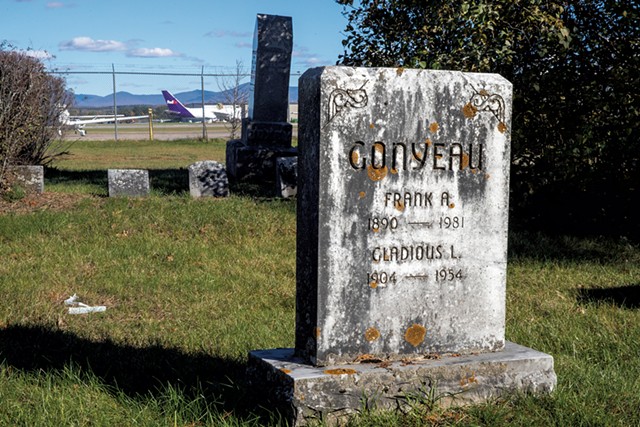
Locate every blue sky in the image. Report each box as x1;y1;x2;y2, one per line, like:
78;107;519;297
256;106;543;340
3;0;349;95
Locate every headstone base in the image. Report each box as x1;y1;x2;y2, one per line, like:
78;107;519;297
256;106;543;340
247;342;556;426
226;139;297;190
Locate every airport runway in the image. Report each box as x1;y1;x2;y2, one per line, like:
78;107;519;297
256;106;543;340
64;122;298;141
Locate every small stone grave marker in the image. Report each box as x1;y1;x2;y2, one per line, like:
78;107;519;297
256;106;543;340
276;157;297;198
188;160;229;198
5;165;44;193
108;169;149;197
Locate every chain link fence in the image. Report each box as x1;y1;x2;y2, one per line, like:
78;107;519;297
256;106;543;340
50;64;301;140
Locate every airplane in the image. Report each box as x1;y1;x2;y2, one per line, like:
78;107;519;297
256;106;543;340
60;110;149;136
161;90;243;123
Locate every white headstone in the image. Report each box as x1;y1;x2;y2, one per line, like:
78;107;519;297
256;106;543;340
296;66;512;365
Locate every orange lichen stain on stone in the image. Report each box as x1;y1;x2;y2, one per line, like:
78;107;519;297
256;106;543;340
425;137;432;146
390;167;398;175
280;368;292;375
355;354;383;363
314;327;321;338
369;123;375;129
359;191;366;199
498;122;507;133
324;368;358;376
461;153;470;170
396;67;405;76
374;144;384;154
429;122;439;133
449;203;455;209
395;200;405;212
351;150;360;166
404;324;427;347
365;327;381;342
367;165;388;181
460;372;478;387
369;281;378;289
485;173;491;180
479;89;489;96
462;103;478;119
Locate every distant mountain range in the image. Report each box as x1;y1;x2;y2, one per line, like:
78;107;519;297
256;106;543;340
73;83;299;108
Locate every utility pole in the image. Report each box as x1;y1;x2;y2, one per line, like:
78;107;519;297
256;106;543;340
112;64;118;141
201;66;207;141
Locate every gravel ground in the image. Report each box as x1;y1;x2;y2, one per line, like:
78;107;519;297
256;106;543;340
0;192;94;215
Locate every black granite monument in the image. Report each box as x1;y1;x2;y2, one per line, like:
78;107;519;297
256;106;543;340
225;14;297;190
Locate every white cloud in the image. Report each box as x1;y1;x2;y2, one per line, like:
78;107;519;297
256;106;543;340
21;49;53;60
205;29;251;38
60;36;127;52
47;1;76;8
303;57;323;65
127;48;181;58
293;44;330;68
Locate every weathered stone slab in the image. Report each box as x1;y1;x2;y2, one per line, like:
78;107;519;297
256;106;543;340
276;157;297;198
5;165;44;193
188;160;229;198
296;66;514;365
108;169;149;197
248;342;556;426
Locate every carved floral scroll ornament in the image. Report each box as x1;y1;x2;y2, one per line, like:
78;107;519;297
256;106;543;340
462;86;508;134
327;82;368;123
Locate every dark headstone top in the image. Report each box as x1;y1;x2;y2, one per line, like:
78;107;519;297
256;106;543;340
242;14;293;147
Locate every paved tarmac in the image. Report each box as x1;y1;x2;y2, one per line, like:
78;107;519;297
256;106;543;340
65;122;298;141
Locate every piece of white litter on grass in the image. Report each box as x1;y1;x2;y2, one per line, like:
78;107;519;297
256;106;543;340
64;294;106;314
64;294;78;306
68;306;107;315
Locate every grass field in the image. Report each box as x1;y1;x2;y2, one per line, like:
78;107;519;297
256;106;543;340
1;139;639;426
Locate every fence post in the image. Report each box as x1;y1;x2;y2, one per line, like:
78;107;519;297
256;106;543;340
112;64;118;141
201;66;207;141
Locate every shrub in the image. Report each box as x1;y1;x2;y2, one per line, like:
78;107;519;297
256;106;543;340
0;43;72;190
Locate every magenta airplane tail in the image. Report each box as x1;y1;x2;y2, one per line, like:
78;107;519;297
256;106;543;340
161;90;195;118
